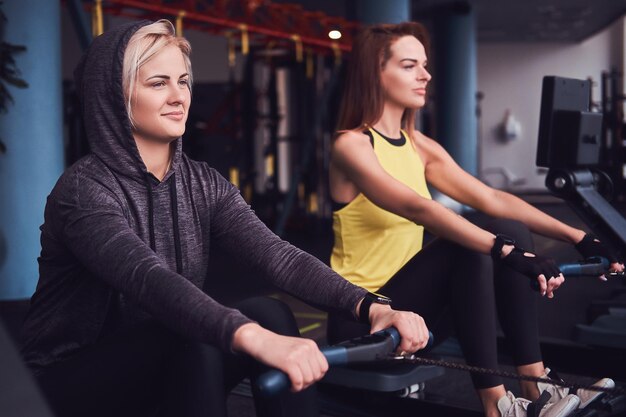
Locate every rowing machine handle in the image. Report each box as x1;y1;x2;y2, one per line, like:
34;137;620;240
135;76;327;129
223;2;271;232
558;256;609;276
255;327;433;397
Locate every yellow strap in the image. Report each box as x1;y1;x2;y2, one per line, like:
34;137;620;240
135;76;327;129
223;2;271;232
290;34;303;63
92;0;103;37
308;192;319;214
331;42;341;67
229;167;240;188
239;24;249;55
298;322;321;334
175;10;186;37
265;154;274;177
243;183;253;202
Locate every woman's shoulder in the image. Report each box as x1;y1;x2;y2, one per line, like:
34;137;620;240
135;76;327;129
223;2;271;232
179;153;238;198
408;129;434;147
55;155;111;191
408;130;447;161
335;128;370;141
333;129;374;153
52;155;123;206
179;153;229;185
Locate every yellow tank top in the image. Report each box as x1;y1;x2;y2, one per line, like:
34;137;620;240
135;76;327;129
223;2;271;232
331;128;431;292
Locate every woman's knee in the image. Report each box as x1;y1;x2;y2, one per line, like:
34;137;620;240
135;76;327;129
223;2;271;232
235;296;299;337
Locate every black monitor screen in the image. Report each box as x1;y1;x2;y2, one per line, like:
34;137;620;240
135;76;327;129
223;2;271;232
536;76;598;168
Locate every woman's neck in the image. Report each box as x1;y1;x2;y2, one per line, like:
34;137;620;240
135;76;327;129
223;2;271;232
134;136;173;181
372;102;405;138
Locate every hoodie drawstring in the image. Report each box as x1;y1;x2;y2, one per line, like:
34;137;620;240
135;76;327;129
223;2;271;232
169;173;183;274
144;172;157;252
144;172;183;275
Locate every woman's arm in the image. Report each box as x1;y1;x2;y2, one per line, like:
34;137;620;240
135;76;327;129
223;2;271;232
331;131;498;255
332;131;565;296
210;170;430;355
55;176;253;353
209;172;368;317
420;134;585;244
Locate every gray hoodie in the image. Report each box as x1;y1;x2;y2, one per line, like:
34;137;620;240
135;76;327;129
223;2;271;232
20;20;366;371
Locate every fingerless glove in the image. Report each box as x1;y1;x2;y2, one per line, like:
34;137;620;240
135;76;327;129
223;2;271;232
575;233;618;264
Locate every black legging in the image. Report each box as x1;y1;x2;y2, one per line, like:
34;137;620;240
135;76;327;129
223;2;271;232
328;218;542;389
34;296;319;417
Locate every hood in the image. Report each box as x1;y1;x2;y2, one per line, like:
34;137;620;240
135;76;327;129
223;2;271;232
74;20;182;184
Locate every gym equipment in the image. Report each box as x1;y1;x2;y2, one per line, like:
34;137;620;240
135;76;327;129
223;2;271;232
559;256;609;276
600;70;626;202
536;75;626;371
257;321;624;416
256;328;438;397
537;76;626;256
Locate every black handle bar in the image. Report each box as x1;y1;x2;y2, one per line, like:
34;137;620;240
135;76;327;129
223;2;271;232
256;327;433;397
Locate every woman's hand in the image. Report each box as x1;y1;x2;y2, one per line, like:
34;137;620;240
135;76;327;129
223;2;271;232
368;304;430;354
232;323;328;392
500;247;564;298
575;233;624;280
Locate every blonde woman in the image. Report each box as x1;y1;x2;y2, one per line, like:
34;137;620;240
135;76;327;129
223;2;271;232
20;20;425;417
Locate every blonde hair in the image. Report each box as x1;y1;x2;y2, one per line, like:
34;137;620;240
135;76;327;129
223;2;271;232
122;19;192;125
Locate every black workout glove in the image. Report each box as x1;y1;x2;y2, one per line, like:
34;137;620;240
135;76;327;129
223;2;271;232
499;247;562;291
574;233;618;264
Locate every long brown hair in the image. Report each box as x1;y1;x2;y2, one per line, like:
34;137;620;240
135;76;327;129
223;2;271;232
336;22;430;139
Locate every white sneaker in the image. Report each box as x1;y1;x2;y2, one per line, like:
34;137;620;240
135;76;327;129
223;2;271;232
538;368;615;409
497;391;580;417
